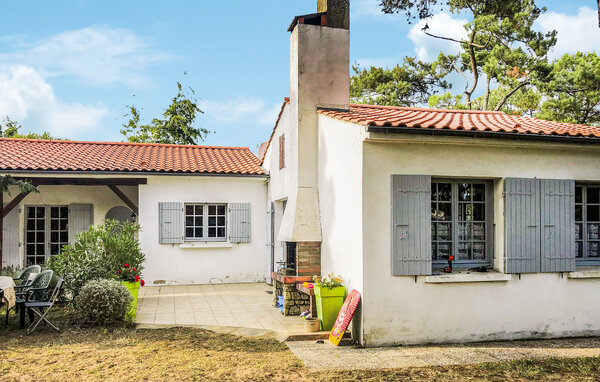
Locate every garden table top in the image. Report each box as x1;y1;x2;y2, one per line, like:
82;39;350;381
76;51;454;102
0;276;16;310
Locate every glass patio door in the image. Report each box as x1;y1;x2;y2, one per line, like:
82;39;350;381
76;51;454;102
25;206;69;265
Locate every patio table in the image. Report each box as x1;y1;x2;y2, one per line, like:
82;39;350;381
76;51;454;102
0;276;16;311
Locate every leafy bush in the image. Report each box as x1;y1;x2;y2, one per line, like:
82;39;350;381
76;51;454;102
75;279;133;325
0;265;21;278
47;219;146;299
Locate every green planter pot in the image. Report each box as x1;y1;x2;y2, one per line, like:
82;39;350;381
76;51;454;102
314;285;346;331
121;281;141;320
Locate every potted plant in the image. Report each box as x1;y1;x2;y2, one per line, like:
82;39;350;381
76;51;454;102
114;263;145;319
313;274;345;331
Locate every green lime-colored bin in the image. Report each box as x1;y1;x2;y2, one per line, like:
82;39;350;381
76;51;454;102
314;285;346;331
121;281;141;320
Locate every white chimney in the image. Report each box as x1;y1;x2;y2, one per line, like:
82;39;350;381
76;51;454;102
277;0;350;243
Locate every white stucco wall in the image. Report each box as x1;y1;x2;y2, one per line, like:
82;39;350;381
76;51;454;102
360;134;600;346
317;115;367;343
138;175;268;285
1;172;138;267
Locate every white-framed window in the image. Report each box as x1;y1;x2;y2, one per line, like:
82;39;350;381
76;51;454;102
184;203;227;241
25;205;69;265
431;180;493;268
575;184;600;265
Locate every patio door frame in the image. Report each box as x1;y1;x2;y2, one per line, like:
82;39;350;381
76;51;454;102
24;205;69;265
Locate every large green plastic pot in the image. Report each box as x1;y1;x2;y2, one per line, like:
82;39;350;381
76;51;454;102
314;285;346;331
122;281;141;320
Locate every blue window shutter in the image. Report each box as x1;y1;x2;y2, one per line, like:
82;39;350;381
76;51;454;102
2;205;20;268
229;203;251;243
68;204;94;243
540;179;576;272
159;202;183;244
391;175;432;276
504;178;541;273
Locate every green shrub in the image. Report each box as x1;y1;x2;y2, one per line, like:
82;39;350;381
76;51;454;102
75;279;133;325
0;265;21;278
47;219;146;299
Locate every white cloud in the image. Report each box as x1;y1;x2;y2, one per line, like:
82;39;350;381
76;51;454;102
200;98;281;126
0;25;172;88
407;12;468;61
0;65;109;139
537;7;600;60
352;0;405;22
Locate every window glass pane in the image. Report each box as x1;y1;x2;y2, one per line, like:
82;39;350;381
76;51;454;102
459;183;471;201
576;241;583;258
26;244;35;256
472;184;485;201
473;204;485;221
589;241;600;257
36;207;45;218
575;205;583;221
217;205;226;215
51;208;58;218
36;231;44;242
51;232;58;242
51;244;59;255
208;227;216;237
472;242;485;260
51;219;58;230
432;243;437;261
431;222;436;240
27;232;35;242
432;203;451;221
36;244;44;254
60;232;68;243
60;207;68;217
27;208;35;218
438;183;451;201
459;203;473;221
217;227;225;237
59;220;68;231
217;217;225;226
575;186;583;204
437;223;452;241
576;223;583;240
195;205;203;215
588;206;599;222
195;228;203;237
195;217;203;226
208;216;216;226
185;216;194;226
27;219;35;230
208;205;216;215
36;220;44;230
438;242;452;259
473;222;485;241
588;187;600;204
185;228;193;238
458;223;471;241
588;223;600;240
457;242;471;260
186;205;194;215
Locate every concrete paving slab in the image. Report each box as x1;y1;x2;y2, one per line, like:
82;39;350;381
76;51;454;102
286;337;600;371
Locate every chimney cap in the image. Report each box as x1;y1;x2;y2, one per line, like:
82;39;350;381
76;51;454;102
287;12;327;32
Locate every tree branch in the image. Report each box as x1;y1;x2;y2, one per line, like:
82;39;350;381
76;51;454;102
423;30;487;49
494;82;529;111
484;75;491;110
465;28;479;108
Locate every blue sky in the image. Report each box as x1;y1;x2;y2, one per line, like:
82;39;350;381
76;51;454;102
0;0;598;153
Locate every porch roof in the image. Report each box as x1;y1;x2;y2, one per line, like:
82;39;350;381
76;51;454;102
0;138;265;175
318;104;600;142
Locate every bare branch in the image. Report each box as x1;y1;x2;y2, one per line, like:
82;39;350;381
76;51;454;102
465;28;480;108
484;76;491;110
423;30;487;49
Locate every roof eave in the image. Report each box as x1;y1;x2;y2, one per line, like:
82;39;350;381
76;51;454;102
0;169;268;178
366;125;600;145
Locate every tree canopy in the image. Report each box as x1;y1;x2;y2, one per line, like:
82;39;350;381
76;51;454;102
0;117;60;140
351;1;600;126
121;82;209;145
0;175;39;196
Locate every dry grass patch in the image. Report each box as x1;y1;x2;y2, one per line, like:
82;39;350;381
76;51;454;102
1;309;599;381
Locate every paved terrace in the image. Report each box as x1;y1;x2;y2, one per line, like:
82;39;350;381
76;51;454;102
135;283;306;336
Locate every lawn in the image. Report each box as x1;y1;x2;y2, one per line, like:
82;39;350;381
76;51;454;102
1;311;600;382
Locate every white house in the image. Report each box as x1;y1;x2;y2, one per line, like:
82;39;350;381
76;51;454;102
0;139;268;285
261;0;600;347
2;0;600;348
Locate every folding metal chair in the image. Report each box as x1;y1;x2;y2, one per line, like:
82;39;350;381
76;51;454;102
25;278;63;335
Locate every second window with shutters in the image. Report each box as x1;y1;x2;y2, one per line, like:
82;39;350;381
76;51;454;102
431;180;494;269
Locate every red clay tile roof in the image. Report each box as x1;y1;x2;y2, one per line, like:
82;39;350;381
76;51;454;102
0;138;265;175
318;104;600;139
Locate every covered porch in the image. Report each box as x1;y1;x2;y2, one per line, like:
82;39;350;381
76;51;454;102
1;176;145;267
135;283;308;336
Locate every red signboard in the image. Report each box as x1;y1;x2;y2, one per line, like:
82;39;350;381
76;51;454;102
328;289;361;346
